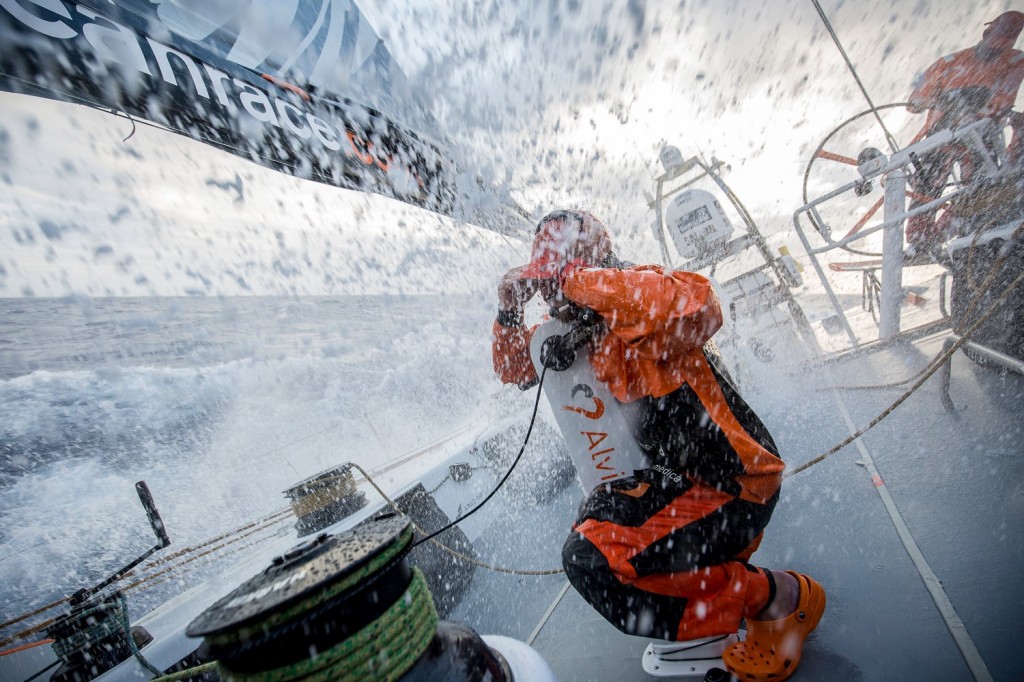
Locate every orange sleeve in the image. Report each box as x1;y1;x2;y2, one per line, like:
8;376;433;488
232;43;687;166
908;49;1024;117
907;56;948;114
985;51;1024;116
562;267;723;360
491;321;539;387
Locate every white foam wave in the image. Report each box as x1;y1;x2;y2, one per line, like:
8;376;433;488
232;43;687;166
0;309;506;625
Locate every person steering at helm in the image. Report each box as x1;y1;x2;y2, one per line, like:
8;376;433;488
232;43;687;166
491;209;826;682
904;11;1024;250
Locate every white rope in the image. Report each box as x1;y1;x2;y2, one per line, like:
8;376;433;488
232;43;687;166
831;392;993;682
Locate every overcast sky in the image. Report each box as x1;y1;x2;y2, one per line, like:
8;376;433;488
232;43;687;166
361;0;1015;240
0;0;1017;296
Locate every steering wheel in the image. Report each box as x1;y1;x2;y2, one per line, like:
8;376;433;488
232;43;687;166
801;103;930;258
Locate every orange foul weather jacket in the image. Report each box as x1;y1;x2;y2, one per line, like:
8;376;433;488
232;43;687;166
492;265;784;503
908;46;1024;135
492;265;785;640
904;47;1024;245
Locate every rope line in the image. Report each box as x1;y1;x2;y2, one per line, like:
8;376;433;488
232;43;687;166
786;266;1024;478
413;365;550;549
149;661;219;682
349;460;566;575
0;426;478;638
810;0;902;154
116;593;164;677
0;598;69;632
0;638;52;657
121;528;285;596
21;659;60;682
143;510;292;569
953;223;1023;334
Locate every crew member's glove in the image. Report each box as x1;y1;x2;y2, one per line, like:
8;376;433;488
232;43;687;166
496;265;540;326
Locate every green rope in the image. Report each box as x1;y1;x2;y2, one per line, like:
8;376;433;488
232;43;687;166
116;593;164;677
49;594;163;678
205;525;414;647
49;603;121;660
219;568;438;682
149;661;219;682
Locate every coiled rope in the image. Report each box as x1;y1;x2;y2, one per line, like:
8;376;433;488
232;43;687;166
0;426;477;646
47;592;163;678
350;462;564;577
213;569;436;682
152;526;437;682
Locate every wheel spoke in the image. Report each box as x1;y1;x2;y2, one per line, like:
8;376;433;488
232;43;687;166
843;196;884;239
907;189;941;205
803;103;919;257
815;149;859;166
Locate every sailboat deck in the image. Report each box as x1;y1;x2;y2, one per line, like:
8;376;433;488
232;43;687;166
2;331;1018;682
457;330;1023;681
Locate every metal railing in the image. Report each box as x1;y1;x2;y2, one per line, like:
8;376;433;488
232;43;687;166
649;154;820;354
791;118;1002;349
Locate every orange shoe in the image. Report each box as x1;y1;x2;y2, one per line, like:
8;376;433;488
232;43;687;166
722;572;826;682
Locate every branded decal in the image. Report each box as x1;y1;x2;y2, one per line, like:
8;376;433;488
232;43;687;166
0;0;456;215
562;383;605;419
563;383;625;481
651;464;683;484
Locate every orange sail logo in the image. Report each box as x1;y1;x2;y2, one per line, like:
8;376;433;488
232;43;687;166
562;383;605;419
563;384;624;481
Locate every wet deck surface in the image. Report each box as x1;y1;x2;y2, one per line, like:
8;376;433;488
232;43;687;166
465;330;1023;681
4;332;1019;682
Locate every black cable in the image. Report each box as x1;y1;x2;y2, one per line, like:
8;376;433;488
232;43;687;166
412;365;549;548
21;659;59;682
120;110;137;142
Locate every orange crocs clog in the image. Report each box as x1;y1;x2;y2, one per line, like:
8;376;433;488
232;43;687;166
722;571;826;682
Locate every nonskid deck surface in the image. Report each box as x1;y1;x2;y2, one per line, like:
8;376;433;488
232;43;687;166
467;331;1022;681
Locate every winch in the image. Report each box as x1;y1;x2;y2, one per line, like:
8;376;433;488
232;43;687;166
283;463;367;537
186;515;514;681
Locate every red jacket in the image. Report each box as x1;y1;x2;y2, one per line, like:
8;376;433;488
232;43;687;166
492;265;783;504
908;46;1024;135
493;266;721;401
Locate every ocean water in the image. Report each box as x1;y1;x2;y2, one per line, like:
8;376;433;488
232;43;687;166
0;294;509;628
0;289;929;640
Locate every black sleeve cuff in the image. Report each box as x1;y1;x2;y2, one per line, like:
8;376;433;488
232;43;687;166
517;376;540;391
496;308;523;327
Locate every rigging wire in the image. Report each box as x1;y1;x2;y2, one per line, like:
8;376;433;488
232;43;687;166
810;0;902;155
